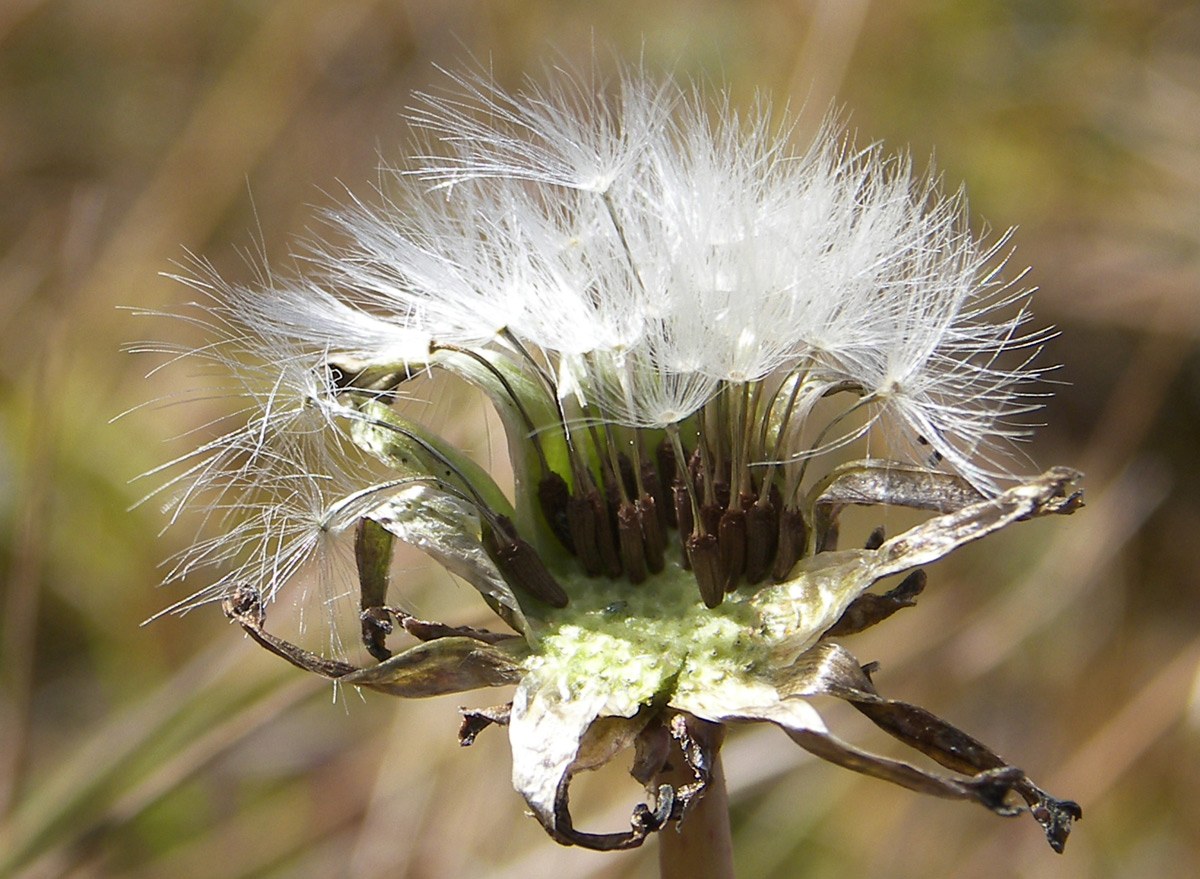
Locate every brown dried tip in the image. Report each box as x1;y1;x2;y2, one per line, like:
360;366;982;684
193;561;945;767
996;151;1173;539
825;569;927;637
458;703;511;747
359;607;394;662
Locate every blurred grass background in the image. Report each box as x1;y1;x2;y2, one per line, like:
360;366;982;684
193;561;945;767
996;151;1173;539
2;1;1199;877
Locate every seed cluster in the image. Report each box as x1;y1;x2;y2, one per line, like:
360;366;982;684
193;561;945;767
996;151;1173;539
528;385;819;610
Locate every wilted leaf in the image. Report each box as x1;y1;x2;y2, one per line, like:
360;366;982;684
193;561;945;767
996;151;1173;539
774;641;1081;852
754;468;1083;664
338;636;524;697
223;589;524;697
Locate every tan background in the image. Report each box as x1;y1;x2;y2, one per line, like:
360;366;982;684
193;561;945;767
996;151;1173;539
2;1;1199;877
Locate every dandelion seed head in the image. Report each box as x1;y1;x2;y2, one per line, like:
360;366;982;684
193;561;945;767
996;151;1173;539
136;57;1082;856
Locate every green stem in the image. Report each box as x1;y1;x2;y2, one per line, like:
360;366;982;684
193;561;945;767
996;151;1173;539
657;751;735;879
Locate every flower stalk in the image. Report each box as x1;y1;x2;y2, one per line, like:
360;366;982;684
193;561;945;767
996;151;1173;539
656;727;734;879
139;61;1084;868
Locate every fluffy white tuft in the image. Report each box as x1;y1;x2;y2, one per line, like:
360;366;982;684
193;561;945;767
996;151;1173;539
141;62;1051;617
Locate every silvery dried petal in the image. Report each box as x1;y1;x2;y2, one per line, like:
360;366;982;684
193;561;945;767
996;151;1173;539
338;636;523;697
754;468;1082;665
368;485;532;639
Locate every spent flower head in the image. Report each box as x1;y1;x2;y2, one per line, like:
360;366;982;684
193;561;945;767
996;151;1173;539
139;62;1083;855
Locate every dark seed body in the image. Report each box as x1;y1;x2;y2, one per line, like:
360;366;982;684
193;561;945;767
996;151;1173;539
773;507;808;582
656;438;679;528
744;500;778;585
538;472;574;551
640;460;670;535
673;483;694;569
492;534;570;608
486;516;570;608
717;507;746;592
638;493;666;574
687;533;725;608
617;503;648;585
591;488;623;578
543;425;824;599
567;492;602;576
699;502;723;540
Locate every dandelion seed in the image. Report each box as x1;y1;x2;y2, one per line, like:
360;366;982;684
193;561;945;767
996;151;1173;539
139;61;1083;860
